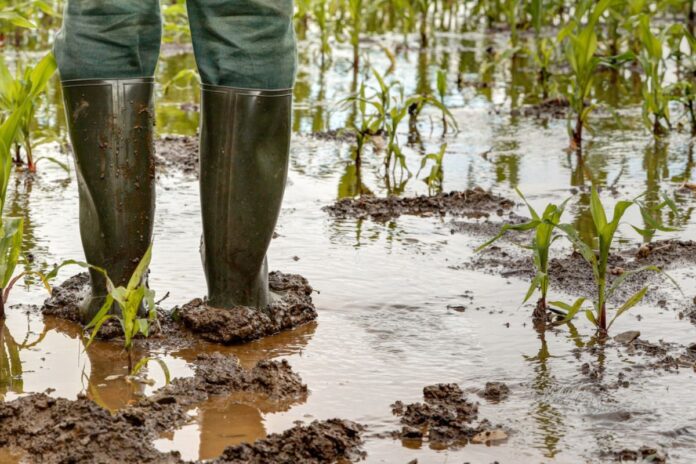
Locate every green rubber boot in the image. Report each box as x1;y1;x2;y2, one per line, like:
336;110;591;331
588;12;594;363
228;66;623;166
61;78;156;323
199;85;292;309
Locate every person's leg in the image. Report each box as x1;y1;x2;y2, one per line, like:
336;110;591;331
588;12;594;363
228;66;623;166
54;1;161;323
187;0;296;309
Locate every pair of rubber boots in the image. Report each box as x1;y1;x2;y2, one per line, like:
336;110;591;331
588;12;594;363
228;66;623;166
61;78;291;323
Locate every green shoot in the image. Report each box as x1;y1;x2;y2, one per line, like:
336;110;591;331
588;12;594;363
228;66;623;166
477;188;569;320
551;187;681;334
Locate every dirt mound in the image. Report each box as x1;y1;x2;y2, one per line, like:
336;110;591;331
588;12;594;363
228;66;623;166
511;97;569;119
42;271;317;345
212;419;365;463
41;272;89;323
324;188;514;221
176;272;317;344
390;383;506;447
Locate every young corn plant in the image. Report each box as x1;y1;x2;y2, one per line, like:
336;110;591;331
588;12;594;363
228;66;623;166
637;15;671;136
0;60;48;317
436;69;459;135
558;0;611;153
417;143;447;195
477;188;569;321
84;244;168;381
551;188;680;335
342;82;384;195
0;52;57;172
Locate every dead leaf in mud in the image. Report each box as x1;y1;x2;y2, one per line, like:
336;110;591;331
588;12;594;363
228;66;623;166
471;429;507;444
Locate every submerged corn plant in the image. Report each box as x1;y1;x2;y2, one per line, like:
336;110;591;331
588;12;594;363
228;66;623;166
417;143;447;195
84;244;168;381
558;0;611;153
477;188;569;320
551;188;680;335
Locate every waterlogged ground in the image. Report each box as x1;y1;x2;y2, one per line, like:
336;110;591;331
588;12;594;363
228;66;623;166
1;29;696;463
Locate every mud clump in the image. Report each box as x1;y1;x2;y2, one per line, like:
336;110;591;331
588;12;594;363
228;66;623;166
0;393;180;464
610;446;667;463
212;419;365;464
176;272;317;344
632;239;696;268
155;135;199;176
512;97;569;119
391;383;505;447
41;272;89;323
0;353;312;463
324;188;514;221
480;382;510;402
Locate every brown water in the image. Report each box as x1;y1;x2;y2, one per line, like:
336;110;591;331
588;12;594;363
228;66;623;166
1;29;696;463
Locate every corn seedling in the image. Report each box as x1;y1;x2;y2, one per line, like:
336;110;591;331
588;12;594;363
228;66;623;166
84;244;167;381
557;0;611;153
477;188;569;320
637;15;672;136
417;143;447;194
551;187;680;335
0;52;57;172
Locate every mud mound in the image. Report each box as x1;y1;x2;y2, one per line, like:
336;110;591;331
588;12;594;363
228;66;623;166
176;272;317;344
0;352;307;463
324;187;514;221
155;135;199;175
391;383;506;447
41;272;89;323
609;446;667;463
512;97;569;119
631;239;696;268
212;419;365;464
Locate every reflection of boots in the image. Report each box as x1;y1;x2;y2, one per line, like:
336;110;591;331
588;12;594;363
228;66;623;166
199;85;292;309
62;78;156;323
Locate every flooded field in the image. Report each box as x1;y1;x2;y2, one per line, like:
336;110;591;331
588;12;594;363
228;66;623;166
1;4;696;463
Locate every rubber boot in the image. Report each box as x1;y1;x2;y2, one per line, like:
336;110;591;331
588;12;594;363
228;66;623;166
199;85;292;309
61;78;156;323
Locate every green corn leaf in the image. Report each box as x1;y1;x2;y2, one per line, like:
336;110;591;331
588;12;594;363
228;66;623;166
85;295;114;330
127;244;153;291
131;357;171;385
590;187;608;232
607;287;649;329
585;309;598;327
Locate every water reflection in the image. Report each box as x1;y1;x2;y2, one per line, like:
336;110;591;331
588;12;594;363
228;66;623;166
524;324;565;459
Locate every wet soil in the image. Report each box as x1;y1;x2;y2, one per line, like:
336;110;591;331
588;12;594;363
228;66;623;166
0;352;315;463
324;187;515;221
175;272;317;345
42;271;317;345
511;97;570;119
155;135;199;176
390;383;507;448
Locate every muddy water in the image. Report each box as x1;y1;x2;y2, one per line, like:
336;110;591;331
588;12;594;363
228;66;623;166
1;30;696;463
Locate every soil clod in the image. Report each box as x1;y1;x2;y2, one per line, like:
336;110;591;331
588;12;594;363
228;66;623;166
391;383;504;448
480;382;510;402
211;419;365;463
